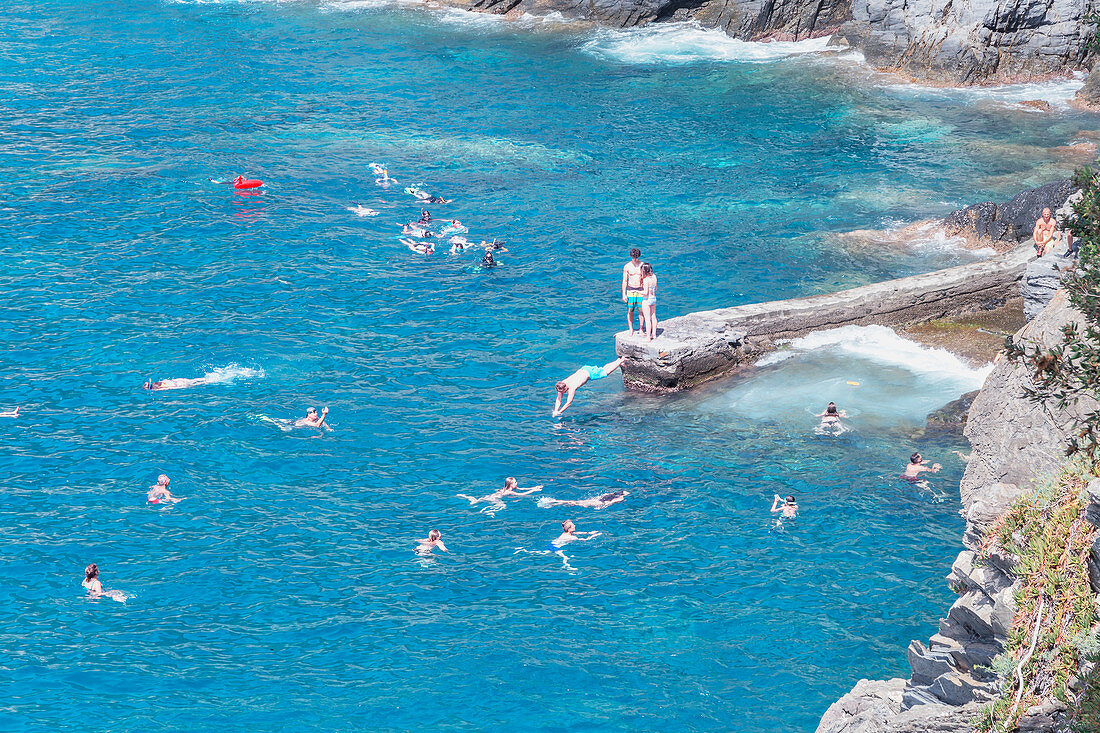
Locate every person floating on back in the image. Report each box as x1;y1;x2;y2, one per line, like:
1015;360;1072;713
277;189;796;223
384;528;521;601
537;490;627;509
552;357;625;417
0;406;19;418
622;248;644;335
457;477;542;513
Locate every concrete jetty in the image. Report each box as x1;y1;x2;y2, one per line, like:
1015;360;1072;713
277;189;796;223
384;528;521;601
615;245;1035;393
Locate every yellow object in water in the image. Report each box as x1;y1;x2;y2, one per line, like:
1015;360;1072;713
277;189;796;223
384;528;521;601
846;381;860;386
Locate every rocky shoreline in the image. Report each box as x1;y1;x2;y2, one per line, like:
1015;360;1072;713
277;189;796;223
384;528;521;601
818;290;1100;732
436;0;1098;93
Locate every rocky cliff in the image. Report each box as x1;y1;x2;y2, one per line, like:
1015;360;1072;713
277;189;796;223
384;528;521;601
817;290;1098;733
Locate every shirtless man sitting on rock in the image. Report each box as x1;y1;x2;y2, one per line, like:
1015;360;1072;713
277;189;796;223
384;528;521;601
1033;207;1061;257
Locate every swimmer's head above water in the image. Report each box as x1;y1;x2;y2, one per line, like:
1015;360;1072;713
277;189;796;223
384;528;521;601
85;563;99;581
562;519;575;533
428;529;442;542
910;452;922;464
826;402;838;414
157;474;170;487
785;495;796;505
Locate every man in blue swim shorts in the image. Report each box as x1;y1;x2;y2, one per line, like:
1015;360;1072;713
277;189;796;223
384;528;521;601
552;357;626;417
621;248;644;335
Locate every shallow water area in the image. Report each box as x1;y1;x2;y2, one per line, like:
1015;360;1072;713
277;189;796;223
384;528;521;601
0;0;1095;730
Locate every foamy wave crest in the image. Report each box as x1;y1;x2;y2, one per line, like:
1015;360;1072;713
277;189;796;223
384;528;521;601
883;73;1086;108
757;325;991;386
582;23;832;64
203;364;265;384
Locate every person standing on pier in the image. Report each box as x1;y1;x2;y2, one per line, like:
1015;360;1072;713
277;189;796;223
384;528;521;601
622;248;645;335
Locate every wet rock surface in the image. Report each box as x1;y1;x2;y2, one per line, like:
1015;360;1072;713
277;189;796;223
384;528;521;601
819;291;1098;732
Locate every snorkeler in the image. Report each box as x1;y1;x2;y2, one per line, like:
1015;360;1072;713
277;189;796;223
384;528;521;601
770;494;798;518
0;406;19;418
481;239;507;252
147;474;183;504
480;250;496;269
902;452;941;482
418;209;432;225
449;236;471;254
294;406;330;430
144;376;211;391
348;204;379;217
416;529;448;556
537;491;628;509
552;357;626;417
457;477;543;511
401;238;435;255
423;195;451;204
551;519;601;548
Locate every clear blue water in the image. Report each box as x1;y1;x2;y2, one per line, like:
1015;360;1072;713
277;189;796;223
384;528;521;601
1;0;1096;730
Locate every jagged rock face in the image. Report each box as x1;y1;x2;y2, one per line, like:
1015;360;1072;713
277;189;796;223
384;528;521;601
943;179;1077;253
818;291;1096;732
833;0;1098;84
451;0;848;38
1076;66;1100;110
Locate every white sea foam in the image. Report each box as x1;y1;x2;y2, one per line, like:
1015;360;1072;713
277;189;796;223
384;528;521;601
582;23;832;64
202;364;265;384
757;325;991;387
882;73;1086;108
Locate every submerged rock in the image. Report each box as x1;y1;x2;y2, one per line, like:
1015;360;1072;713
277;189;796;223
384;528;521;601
925;390;978;434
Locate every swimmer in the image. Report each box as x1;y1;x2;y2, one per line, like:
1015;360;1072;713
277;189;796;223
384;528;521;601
348;204;379;217
294;406;331;430
147;474;183;504
551;519;601;548
552;357;625;417
144;376;211;391
770;494;798;518
369;162;388;176
537;490;627;509
481;239;507;252
457;477;543;513
0;406;19;418
902;452;941;482
402;224;434;238
816;402;848;431
418;209;432;225
82;563;103;596
480;250;496;269
441;219;466;235
82;563;126;602
416;529;448;556
401;238;435;255
423;196;451;204
448;236;471;254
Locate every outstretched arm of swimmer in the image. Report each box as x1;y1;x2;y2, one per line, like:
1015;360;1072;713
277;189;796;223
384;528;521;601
577;531;601;540
0;406;19;417
771;495;782;513
318;407;330;429
553;389;576;417
513;485;543;495
434;540;448;552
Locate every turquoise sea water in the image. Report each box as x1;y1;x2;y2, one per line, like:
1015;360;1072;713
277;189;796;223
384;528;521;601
2;1;1096;730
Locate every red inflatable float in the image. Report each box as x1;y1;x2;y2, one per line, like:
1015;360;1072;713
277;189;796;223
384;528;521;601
233;175;263;189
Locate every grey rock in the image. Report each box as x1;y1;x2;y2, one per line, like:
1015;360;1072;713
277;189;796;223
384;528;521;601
1024;255;1072;321
616;245;1031;392
832;0;1097;84
908;640;955;686
943;179;1077;251
1077;66;1100;110
925;390;978;435
815;678;906;733
886;701;986;732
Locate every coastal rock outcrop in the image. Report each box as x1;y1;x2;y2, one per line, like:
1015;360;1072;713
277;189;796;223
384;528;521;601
448;0;849;38
831;0;1097;84
1022;188;1082;319
943;179;1077;253
818;290;1096;732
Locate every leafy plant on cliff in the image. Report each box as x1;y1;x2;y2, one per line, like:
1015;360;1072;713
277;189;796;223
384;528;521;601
1006;166;1100;459
975;463;1098;733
